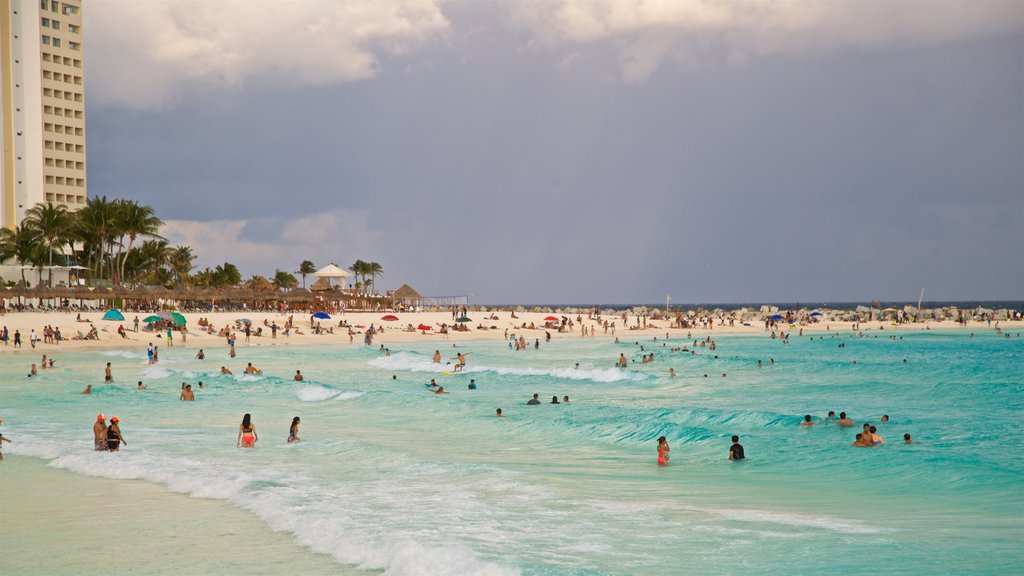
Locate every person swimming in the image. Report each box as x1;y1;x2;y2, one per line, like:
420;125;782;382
801;414;813;426
657;436;670;465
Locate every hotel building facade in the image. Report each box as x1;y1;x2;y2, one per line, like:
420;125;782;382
1;0;86;229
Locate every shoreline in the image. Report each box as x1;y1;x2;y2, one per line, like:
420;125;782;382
0;456;362;576
0;309;1018;355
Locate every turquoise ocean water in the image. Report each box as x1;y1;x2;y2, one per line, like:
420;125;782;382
3;328;1022;575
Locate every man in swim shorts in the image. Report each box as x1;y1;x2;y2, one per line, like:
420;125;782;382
93;414;108;451
527;394;541;405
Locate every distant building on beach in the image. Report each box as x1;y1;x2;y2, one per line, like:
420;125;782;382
1;0;87;229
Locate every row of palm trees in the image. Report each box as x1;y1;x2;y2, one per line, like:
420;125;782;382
0;197;189;287
1;199;387;296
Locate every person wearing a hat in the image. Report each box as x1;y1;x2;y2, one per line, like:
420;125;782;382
106;417;127;452
93;414;108;451
0;419;11;460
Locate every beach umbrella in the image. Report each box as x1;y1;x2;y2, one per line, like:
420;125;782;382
381;314;399;321
236;318;252;324
170;312;187;326
312;311;331;320
143;315;161;323
543;316;558;321
769;314;784;320
810;311;823;317
456;316;472;323
102;309;125;321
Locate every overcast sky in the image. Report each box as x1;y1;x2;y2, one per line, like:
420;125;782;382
83;1;1024;304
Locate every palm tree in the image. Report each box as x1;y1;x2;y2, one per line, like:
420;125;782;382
297;260;316;289
273;269;298;291
116;200;163;285
0;225;44;285
367;261;383;295
76;196;120;280
214;262;242;287
349;260;370;294
168;245;196;287
23;201;71;286
124;239;170;284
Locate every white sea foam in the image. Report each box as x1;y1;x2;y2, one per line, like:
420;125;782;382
139;366;173;380
711;508;887;534
101;350;144;359
296;385;341;402
11;434;520;576
368;352;644;383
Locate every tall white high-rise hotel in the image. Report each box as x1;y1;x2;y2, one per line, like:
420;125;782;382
1;0;86;229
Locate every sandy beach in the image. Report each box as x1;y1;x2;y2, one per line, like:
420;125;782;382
0;307;990;357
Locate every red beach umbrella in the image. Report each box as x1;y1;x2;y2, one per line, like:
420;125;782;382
381;315;399;321
544;316;558;321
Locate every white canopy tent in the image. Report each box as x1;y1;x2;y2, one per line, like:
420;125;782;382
312;263;350;288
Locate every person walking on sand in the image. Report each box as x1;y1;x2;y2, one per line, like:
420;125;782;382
237;413;257;448
93;414;108;451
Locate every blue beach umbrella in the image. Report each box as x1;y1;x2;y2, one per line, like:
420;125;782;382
810;311;823;317
102;309;125;321
769;314;784;320
313;312;331;320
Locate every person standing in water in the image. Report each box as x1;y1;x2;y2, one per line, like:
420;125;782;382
0;419;11;460
93;414;108;451
729;435;745;460
104;362;113;383
657;436;670;465
288;417;301;443
106;417;127;452
237;413;257;448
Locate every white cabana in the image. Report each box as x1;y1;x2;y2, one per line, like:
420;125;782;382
312;263;350;288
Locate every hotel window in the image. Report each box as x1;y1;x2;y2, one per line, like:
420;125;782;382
46;193;56;201
74;93;82;102
63;56;71;65
75;127;83;136
42;35;51;45
45;158;55;166
45;140;54;149
42;17;50;27
73;59;81;68
41;0;47;9
63;4;78;15
68;24;79;34
46;176;55;184
69;42;80;51
75;144;83;152
43;70;53;80
76;178;85;186
57;177;65;185
52;38;61;48
44;123;53;132
44;88;53;96
52;20;60;30
75;110;83;119
76;161;84;169
43;53;52;62
51;1;59;12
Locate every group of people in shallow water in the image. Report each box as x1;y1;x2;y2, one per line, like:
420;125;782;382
805;411;913;446
234;414;301;447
